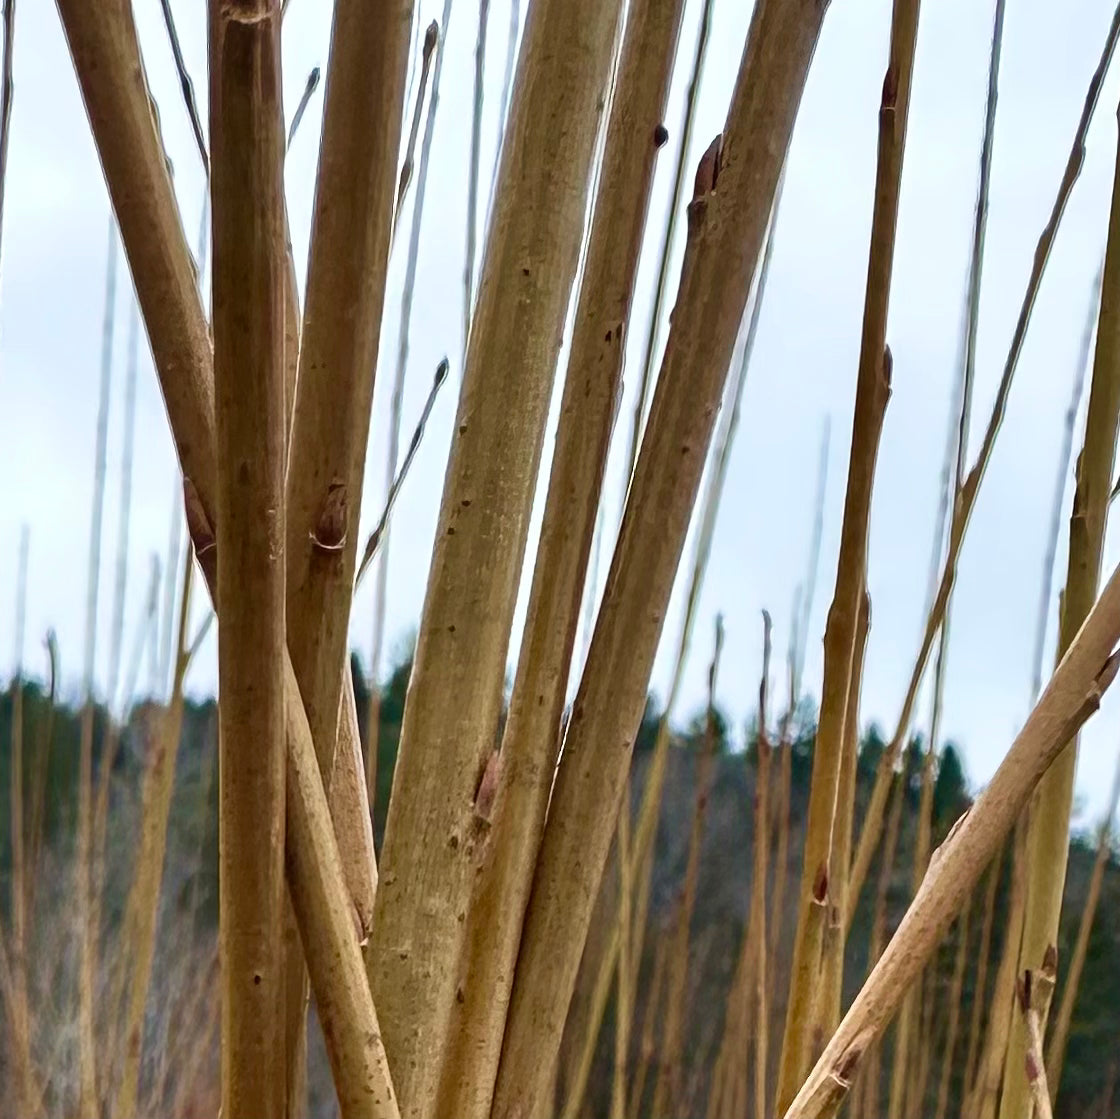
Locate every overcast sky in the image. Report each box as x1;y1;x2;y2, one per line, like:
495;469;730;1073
3;0;1120;829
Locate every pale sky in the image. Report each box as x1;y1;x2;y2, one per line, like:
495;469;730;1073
3;0;1120;830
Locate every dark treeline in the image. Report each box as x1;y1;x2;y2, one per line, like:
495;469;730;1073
0;650;1117;1119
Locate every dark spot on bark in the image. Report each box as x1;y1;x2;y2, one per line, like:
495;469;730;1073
654;123;669;148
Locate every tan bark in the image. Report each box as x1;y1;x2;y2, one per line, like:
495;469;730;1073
1017;961;1058;1119
368;15;437;815
365;0;623;1112
464;0;489;346
286;0;410;912
434;0;683;1113
282;661;399;1119
495;5;830;1111
783;555;1120;1119
210;7;287;1111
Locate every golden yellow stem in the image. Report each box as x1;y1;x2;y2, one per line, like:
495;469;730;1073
777;0;919;1096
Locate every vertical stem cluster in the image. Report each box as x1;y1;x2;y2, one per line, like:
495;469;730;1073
57;3;402;1113
435;0;685;1113
494;1;831;1111
366;0;624;1112
624;0;714;484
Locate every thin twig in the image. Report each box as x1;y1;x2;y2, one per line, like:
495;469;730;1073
1031;258;1102;702
115;544;195;1119
394;20;438;231
623;0;714;484
355;357;449;589
464;0;490;350
795;416;830;697
486;0;520;234
76;215;118;1118
286;65;321;151
158;0;208;175
0;0;17;268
